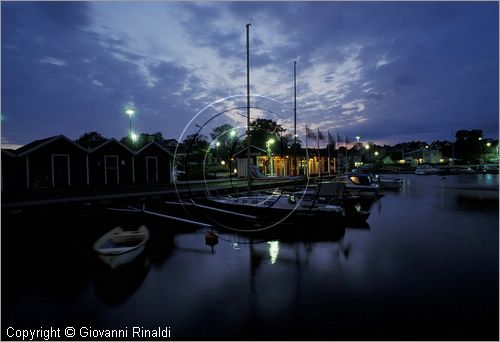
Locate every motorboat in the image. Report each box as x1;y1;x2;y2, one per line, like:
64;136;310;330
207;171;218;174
415;165;440;175
93;225;150;269
334;174;383;199
350;168;402;191
483;164;499;174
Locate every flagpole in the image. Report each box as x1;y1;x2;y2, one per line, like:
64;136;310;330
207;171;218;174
246;23;252;191
328;130;331;176
345;134;348;173
293;60;297;176
305;124;309;179
317;127;321;177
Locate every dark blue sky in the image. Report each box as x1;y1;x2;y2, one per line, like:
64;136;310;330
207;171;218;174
1;1;498;147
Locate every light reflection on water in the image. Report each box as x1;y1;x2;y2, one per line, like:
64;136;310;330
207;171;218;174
2;174;498;340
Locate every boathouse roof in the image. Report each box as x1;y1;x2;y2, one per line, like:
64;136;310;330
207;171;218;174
135;141;174;157
16;135;88;157
89;138;135;154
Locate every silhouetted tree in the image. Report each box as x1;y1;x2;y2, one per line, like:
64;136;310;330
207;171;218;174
181;133;210;167
76;131;107;149
210;124;241;160
455;129;485;163
248;118;286;154
119;132;164;150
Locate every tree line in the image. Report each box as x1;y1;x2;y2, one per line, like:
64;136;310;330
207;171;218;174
75;125;498;166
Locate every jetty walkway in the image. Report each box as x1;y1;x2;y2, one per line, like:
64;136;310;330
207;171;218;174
1;177;304;218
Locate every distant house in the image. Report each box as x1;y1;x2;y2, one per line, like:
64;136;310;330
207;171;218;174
405;148;442;164
382;155;394;165
135;141;173;184
233;145;267;177
14;135;88;190
88;139;135;186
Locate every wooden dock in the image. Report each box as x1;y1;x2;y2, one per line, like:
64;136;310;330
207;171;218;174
1;178;302;218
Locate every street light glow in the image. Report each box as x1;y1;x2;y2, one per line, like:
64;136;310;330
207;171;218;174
216;141;221;147
268;138;275;145
487;142;492;147
125;108;135;117
230;130;237;137
130;132;138;142
364;144;370;150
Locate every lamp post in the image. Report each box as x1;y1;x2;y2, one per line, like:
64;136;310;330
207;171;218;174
484;142;492;164
216;141;221;161
267;138;275;176
125;108;136;142
125;108;135;132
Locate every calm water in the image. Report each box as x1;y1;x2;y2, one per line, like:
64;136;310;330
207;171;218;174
2;174;498;340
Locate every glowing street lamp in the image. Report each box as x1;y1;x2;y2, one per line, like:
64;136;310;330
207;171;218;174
130;131;138;143
230;129;237;138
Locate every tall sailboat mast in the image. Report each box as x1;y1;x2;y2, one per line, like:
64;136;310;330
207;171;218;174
246;23;252;188
293;60;297;176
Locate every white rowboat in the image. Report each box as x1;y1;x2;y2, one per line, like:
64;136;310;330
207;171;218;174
93;225;149;269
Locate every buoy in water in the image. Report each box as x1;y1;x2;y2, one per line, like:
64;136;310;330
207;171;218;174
205;230;219;247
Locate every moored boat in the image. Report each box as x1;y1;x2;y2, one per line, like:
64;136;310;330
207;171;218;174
209;193;344;220
334;174;383;199
289;182;371;222
415;165;440;175
93;225;150;269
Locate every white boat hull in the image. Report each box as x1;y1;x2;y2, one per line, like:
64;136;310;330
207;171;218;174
96;244;147;269
94;226;149;269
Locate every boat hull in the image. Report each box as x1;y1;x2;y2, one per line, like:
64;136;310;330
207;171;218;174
195;196;345;232
96;245;147;269
94;226;149;269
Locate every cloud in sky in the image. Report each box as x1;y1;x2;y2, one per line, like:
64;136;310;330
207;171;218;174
1;1;498;146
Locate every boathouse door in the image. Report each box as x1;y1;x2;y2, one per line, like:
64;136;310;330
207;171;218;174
104;155;119;185
146;157;158;183
51;154;71;188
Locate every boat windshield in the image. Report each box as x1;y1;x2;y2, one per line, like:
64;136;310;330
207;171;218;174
349;176;372;185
